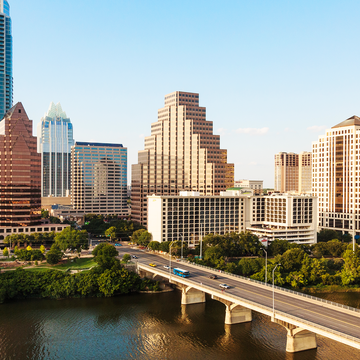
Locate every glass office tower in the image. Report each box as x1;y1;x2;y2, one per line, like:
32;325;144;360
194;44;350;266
0;1;12;118
37;102;74;197
71;142;128;215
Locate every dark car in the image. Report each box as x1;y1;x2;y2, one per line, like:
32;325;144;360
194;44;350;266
209;275;218;280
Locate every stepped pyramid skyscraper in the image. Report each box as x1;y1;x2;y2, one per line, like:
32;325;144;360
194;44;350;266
132;91;234;226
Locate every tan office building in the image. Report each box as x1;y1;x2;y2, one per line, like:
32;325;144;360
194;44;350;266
274;152;311;194
131;91;234;226
312;116;360;235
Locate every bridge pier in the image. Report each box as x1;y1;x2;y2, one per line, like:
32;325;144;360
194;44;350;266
181;286;206;305
275;320;317;353
212;295;252;324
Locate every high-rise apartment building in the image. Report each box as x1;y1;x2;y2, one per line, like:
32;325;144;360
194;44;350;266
37;102;74;197
0;1;12;119
274;152;311;194
71;142;127;215
132;91;234;226
0;103;41;227
312;116;360;235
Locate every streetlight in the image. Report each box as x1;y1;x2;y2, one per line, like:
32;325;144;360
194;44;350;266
200;224;203;260
262;248;267;284
169;240;176;282
272;263;281;320
180;233;184;260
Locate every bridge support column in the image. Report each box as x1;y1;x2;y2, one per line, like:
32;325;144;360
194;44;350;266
181;286;206;305
275;320;317;353
212;295;252;324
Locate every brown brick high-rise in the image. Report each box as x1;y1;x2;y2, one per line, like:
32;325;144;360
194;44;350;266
0;102;41;226
131;91;234;227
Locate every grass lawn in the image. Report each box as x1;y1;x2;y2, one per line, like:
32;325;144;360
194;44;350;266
25;257;98;272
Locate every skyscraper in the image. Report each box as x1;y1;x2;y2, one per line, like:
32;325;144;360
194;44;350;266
274;151;311;194
37;102;74;197
0;102;41;227
312;116;360;236
71;142;128;215
0;1;12;119
131;91;234;226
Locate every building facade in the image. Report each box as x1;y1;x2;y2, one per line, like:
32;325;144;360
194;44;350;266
246;193;317;244
148;191;317;245
148;191;245;245
37;102;74;198
71;142;127;215
234;179;263;195
0;1;12;119
274;152;311;194
312;116;360;235
132;91;234;226
0;103;41;234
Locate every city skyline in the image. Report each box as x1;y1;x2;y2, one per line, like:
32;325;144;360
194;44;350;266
10;0;360;187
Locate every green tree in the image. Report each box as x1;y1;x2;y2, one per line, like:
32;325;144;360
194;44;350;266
131;229;147;244
105;226;117;241
92;243;120;270
122;253;131;263
317;229;340;242
41;209;49;218
279;248;308;272
3;247;9;257
148;241;160;251
341;249;360;285
55;227;89;252
269;239;292;256
46;244;63;265
160;241;171;253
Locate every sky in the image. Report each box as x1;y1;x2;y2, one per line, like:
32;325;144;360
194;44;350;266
11;0;360;187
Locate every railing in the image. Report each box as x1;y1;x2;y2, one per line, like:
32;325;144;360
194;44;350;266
141;262;360;345
178;259;360;314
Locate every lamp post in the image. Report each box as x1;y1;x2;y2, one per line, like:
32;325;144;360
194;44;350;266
272;263;281;320
169;240;176;282
180;233;184;260
200;224;203;260
262;248;267;284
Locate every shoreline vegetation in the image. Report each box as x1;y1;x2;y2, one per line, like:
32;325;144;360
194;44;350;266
2;225;360;304
0;242;161;304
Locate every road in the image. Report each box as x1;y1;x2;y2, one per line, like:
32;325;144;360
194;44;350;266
117;244;360;344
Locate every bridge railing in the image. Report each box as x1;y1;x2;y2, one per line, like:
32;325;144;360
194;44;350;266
178;259;360;314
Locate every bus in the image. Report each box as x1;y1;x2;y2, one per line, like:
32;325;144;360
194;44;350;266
173;268;190;278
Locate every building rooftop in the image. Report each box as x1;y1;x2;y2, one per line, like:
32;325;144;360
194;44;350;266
332;115;360;128
75;142;124;148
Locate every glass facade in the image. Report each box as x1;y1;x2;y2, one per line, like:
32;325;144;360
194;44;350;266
71;142;128;215
0;103;41;227
37;102;74;197
0;1;12;119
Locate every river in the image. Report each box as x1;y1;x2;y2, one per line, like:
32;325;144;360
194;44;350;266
0;291;360;360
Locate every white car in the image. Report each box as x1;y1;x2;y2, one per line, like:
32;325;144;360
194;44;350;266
219;283;230;289
163;265;170;270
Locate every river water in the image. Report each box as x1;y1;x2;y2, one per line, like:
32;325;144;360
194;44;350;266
0;291;360;360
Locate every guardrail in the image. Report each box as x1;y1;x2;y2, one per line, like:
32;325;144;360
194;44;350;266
178;259;360;314
140;262;360;345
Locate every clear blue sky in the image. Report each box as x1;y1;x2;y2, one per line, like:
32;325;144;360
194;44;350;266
12;0;360;187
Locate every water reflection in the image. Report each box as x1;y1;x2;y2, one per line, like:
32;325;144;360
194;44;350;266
0;291;359;360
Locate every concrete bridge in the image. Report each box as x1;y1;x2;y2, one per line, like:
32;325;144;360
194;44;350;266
136;260;360;353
